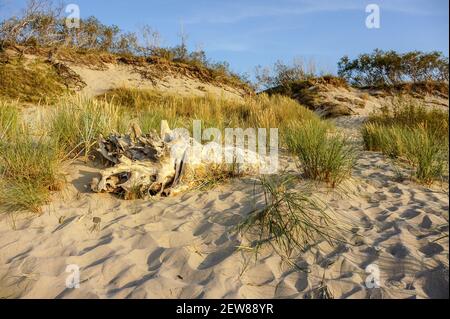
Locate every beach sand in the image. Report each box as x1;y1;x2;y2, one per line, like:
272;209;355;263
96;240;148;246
0;117;448;299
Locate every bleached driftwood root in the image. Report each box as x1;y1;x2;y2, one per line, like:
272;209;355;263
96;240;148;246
91;121;270;198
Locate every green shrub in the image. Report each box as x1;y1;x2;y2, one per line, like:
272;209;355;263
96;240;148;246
338;49;449;86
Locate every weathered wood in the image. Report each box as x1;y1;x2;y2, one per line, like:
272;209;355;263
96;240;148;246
91;121;269;198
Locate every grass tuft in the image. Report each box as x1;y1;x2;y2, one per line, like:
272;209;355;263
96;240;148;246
0;133;65;214
186;162;244;190
285;120;356;187
0;99;20;139
49;95;128;158
235;174;341;260
362;99;448;184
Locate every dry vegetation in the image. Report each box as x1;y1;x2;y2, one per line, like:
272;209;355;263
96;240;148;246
0;99;19;139
0;0;252;100
235;174;344;262
1;89;346;214
0;54;68;103
101;88;317;133
263;75;349;113
0;2;448;285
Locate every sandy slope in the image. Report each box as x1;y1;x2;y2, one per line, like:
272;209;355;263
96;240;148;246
68;63;247;101
0;117;448;299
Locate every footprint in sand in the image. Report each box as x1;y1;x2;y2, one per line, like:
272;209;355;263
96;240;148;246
147;247;165;271
401;208;422;220
197;242;237;270
419;216;433;229
388;243;410;259
419;242;444;258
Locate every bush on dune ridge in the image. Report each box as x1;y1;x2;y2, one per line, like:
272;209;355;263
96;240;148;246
0;1;251;92
338;49;448;87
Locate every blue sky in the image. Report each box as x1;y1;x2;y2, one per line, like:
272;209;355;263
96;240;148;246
1;0;448;75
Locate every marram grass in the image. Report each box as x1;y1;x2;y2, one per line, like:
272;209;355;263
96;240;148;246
235;174;342;261
285;120;356;187
0;89;336;214
362;100;449;184
0;133;65;214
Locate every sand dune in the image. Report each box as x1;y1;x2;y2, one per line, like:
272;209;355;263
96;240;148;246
68;62;247;101
0;118;448;299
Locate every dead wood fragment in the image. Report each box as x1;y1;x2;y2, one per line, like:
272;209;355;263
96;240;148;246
91;121;270;199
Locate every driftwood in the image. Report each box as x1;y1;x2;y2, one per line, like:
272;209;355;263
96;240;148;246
91;121;271;198
91;122;188;198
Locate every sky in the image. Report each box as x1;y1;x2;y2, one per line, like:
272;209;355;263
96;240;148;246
1;0;449;76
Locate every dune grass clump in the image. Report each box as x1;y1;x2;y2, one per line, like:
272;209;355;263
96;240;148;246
362;123;404;158
0;98;65;214
402;127;448;184
235;175;340;260
0;56;66;103
285;120;356;187
363;124;447;184
101;88;318;132
362;100;449;184
0;99;20;139
186;162;244;190
49;95;129;158
366;99;449;140
0;134;65;214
